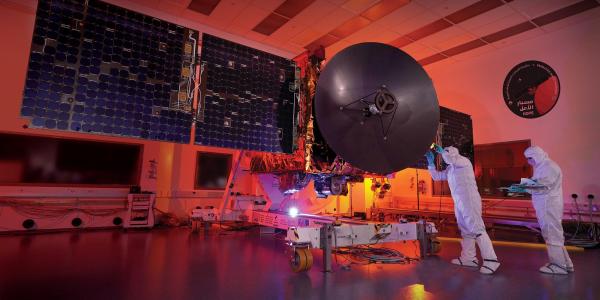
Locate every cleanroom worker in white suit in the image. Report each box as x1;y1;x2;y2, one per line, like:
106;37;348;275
509;146;574;275
426;145;500;274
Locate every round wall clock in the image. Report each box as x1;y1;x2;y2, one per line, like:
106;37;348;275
503;60;560;118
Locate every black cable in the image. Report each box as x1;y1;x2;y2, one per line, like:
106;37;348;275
383;106;398;137
334;245;413;264
587;196;597;242
415;168;420;214
570;195;582;240
340;91;378;109
438;192;443;229
411;241;420;260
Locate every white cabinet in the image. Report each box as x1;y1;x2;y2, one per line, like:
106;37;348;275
124;193;155;228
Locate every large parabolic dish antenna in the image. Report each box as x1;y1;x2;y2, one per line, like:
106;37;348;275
315;43;439;174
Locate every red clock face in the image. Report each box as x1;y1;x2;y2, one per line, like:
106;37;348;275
503;61;560;118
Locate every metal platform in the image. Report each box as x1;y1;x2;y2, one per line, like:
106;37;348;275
192;207;439;272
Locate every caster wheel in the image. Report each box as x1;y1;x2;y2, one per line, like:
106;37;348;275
290;247;313;272
429;237;441;254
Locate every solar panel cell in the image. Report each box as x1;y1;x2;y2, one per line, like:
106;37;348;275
21;0;197;143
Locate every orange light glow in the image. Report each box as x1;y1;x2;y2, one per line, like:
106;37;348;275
399;284;434;300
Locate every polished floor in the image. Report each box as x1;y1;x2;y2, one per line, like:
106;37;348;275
0;227;598;300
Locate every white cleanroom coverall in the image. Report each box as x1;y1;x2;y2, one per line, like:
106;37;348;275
524;146;573;274
428;146;499;274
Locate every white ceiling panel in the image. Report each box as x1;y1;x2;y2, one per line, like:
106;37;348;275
488;27;546;49
157;1;186;16
324;39;353;59
508;0;579;19
450;43;495;61
374;1;427;30
342;0;379;14
179;6;210;23
418;26;473;50
539;5;600;33
370;29;403;44
424;0;479;17
462;12;529;37
282;42;307;56
263;35;285;48
400;41;427;53
227;5;271;31
410;45;439;60
250;0;285;11
344;23;386;43
205;0;250;29
391;10;441;35
459;5;517;31
243;29;269;42
433;32;477;51
309;6;356;35
293;0;339;27
161;0;191;5
289;28;323;47
413;0;446;9
126;0;160;7
325;0;349;6
225;24;249;35
270;17;311;42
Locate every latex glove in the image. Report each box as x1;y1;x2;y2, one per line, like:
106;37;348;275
508;186;527;193
434;144;444;154
425;151;435;166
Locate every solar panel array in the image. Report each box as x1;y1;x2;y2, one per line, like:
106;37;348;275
196;34;298;153
21;0;197;143
439;107;474;165
413;106;474;169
